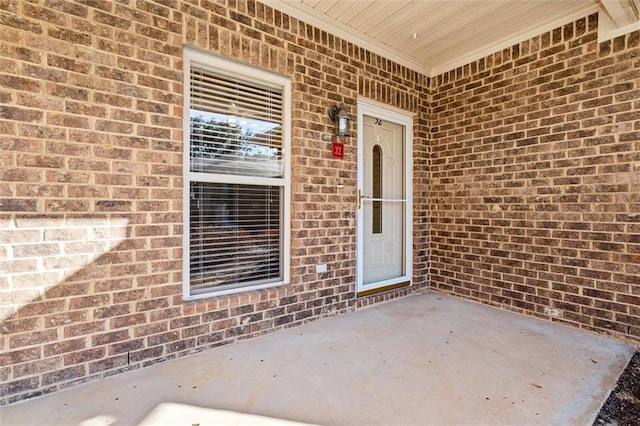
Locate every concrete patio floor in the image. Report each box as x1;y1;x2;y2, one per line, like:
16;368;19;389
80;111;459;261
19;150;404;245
1;292;635;425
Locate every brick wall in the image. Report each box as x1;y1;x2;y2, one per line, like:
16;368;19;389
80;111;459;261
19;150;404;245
0;0;429;404
430;15;640;341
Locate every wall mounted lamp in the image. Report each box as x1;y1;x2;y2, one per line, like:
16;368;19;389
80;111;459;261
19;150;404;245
328;104;350;137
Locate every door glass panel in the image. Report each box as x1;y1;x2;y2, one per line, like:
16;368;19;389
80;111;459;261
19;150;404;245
372;144;382;234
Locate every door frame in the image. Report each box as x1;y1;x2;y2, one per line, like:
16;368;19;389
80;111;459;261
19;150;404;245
356;98;413;297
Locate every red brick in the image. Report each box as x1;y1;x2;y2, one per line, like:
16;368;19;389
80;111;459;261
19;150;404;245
1;347;42;365
13;357;62;378
88;354;128;374
9;330;58;349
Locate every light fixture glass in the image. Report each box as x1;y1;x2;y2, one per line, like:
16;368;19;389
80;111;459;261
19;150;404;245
328;105;350;137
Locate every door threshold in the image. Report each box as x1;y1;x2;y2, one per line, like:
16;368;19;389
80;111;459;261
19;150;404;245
357;281;410;298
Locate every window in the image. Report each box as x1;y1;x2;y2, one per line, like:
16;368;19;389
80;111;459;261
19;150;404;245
372;144;382;234
183;48;290;298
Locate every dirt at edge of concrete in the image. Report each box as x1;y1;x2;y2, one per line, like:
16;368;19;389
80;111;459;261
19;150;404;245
594;350;640;426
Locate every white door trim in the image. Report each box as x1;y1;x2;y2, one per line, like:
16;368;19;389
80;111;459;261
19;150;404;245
356;98;413;296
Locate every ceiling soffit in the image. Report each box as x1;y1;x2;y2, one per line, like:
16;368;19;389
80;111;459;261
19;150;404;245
259;1;640;77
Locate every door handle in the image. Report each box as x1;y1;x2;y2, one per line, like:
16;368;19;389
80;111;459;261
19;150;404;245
357;189;370;209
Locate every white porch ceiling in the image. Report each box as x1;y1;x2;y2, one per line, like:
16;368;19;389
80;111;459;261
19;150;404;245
260;0;640;76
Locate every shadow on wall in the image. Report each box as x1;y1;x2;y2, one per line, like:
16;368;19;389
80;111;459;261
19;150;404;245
0;213;167;402
1;214;130;321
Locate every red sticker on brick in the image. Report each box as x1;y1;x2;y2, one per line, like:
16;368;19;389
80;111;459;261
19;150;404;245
332;142;344;159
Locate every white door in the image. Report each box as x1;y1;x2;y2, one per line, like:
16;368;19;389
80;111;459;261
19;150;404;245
357;100;412;296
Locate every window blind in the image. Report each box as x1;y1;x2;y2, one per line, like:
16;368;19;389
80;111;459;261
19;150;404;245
189;182;281;291
189;65;283;178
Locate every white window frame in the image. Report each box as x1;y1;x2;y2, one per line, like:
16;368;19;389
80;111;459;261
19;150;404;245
182;47;291;300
